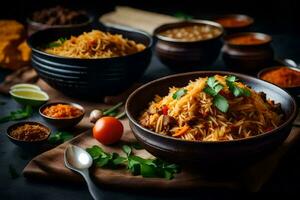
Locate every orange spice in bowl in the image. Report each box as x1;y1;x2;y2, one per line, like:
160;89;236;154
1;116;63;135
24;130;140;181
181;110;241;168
42;103;83;118
260;67;300;88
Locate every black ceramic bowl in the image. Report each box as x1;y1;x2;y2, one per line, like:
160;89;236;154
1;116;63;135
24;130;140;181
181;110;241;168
39;102;85;129
26;13;93;36
7;121;51;149
154;20;224;72
126;71;297;168
222;32;274;75
28;26;153;98
258;66;300;98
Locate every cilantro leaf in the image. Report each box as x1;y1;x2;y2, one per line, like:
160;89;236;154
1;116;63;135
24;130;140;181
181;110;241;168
122;145;132;156
226;76;251;97
0;105;33;124
204;76;228;113
48;131;73;144
207;76;218;88
204;87;217;96
214;84;223;94
213;94;229;113
172;88;187;100
243;88;251;97
113;156;127;165
173;12;193;20
226;75;237;82
86;144;180;180
46;37;67;48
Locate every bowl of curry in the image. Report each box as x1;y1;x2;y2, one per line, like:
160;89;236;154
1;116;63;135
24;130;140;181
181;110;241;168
39;102;85;129
153;20;224;71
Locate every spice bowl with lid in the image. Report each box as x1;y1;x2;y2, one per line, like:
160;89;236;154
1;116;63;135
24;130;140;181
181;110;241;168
6;121;51;149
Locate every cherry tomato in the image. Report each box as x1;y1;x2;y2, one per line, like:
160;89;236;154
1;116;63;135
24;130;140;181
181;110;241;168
161;105;169;115
93;116;123;145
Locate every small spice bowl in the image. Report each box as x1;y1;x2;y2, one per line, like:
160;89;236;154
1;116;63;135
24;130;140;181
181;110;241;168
39;102;85;129
213;14;254;34
222;32;274;74
7;121;51;149
257;66;300;98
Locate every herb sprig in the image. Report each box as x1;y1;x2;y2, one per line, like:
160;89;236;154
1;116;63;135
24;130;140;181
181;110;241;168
86;145;180;179
48;131;73;144
0;105;33;124
204;75;251;113
46;37;67;48
204;77;229;113
226;76;251;97
173;88;187;100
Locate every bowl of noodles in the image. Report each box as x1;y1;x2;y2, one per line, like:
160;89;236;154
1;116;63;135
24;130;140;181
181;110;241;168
27;25;152;98
126;71;297;167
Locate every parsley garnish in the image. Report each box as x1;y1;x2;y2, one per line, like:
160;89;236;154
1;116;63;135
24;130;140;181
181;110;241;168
86;145;180;179
204;76;229;113
173;12;193;20
48;131;73;144
226;76;251;97
172;88;187;100
47;37;67;48
0;105;33;124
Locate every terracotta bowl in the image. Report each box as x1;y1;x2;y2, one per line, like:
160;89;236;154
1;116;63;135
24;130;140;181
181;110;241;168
213;14;254;35
126;71;297;168
154;20;224;72
258;66;300;100
39;102;85;129
7;121;51;149
222;32;274;74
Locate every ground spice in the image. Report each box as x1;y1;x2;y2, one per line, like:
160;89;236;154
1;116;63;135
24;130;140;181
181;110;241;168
10;124;49;141
261;67;300;88
42;104;83;118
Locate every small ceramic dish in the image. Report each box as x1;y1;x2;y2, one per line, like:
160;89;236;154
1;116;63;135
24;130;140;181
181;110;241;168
39;102;85;129
7;121;51;149
257;66;300;98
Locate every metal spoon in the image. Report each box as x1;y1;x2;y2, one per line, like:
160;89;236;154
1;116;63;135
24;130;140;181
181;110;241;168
64;144;102;200
282;58;299;69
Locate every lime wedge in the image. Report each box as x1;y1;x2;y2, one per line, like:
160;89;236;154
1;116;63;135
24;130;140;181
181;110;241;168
10;83;41;91
10;89;49;106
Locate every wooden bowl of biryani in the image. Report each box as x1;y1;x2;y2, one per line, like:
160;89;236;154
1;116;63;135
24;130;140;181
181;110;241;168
126;71;298;168
27;25;152;98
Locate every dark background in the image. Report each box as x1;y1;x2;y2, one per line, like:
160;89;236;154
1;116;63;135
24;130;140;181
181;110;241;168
1;0;300;34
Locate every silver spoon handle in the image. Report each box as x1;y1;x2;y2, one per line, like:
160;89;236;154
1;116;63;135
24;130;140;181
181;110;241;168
81;169;103;200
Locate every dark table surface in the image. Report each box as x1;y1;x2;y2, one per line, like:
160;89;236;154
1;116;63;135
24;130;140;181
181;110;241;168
1;33;300;199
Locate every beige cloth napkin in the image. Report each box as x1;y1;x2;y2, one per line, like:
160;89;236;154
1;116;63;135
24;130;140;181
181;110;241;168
23;116;300;192
100;6;180;34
